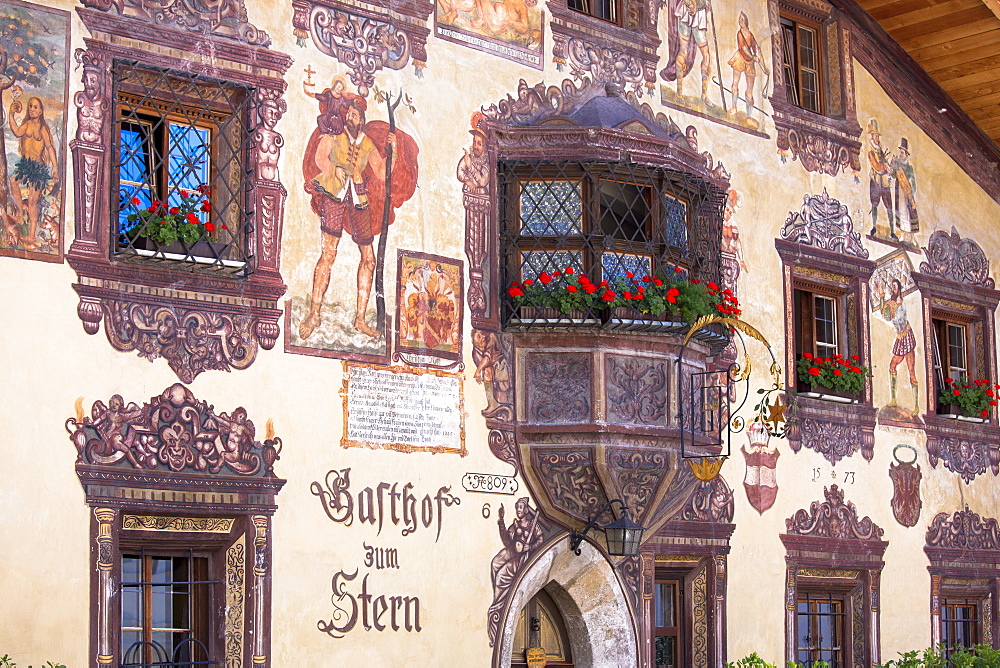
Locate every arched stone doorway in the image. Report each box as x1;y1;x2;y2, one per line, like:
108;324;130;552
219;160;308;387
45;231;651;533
498;539;638;668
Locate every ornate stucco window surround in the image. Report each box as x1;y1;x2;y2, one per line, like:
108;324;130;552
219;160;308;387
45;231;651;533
768;0;862;176
781;485;887;666
915;229;1000;484
68;2;291;383
67;385;286;668
775;190;876;464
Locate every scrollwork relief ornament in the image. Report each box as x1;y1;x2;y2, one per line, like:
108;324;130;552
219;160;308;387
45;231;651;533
482;77;599;126
790;417;874;464
919;227;994;288
679;476;734;523
778;126;859;177
293;2;422;97
785;484;884;540
95;299;279;384
67;384;283;478
606;356;667;426
552;35;650;96
779;189;868;258
616;555;642;609
926;506;1000;550
607;450;667;520
81;0;271;46
533;450;606;518
526;353;591;423
488;428;517;467
926;436;997;484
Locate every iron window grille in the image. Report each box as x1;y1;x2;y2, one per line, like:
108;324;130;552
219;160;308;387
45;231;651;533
796;592;845;667
941;599;979;657
113;61;254;274
120;551;222;668
499;160;721;325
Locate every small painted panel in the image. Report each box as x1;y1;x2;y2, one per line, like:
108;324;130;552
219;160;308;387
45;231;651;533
435;0;543;69
607;449;668;521
532;448;606;519
0;0;70;262
526;352;592;423
396;251;463;361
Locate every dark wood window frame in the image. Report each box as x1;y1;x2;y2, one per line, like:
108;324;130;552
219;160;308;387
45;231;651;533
780;14;825;115
915;272;1000;481
67;6;291;383
768;0;862;176
653;570;687;668
776;239;877;463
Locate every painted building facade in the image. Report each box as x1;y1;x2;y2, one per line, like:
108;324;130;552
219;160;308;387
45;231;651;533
1;0;1000;665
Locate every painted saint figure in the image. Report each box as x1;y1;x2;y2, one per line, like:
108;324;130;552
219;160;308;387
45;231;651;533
8;96;58;248
726;12;767;117
305;75;352;136
487;497;544;646
867;119;895;240
891;137;918;243
880;278;919;414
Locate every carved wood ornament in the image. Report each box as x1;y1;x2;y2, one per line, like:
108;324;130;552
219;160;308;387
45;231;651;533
291;0;433;96
68;4;291;383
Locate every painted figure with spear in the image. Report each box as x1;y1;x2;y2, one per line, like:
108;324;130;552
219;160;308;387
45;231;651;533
299;77;418;342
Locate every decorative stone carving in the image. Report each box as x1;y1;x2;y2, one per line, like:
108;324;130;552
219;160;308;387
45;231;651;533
889;462;922;528
532;449;606;519
790;417;874;464
67;384;283;478
97;300;275;384
552;35;651;96
919;227;995;288
81;0;271;46
777;126;861;177
606;356;667;426
679;477;734;523
122;516;236;532
616;555;642;609
785;485;884;540
607;450;667;521
473;329;513;421
526;353;591;423
926;436;998;484
488;428;517;467
779;189;869;259
292;0;431;96
926;506;1000;550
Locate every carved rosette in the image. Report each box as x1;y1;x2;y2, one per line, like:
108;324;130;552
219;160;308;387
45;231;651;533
920;228;995;288
777;126;861;177
67;384;284;479
926;506;1000;550
785;485;884;540
552;35;650;96
81;0;271;45
789;417;874;464
779;189;868;258
926;436;998;484
291;0;432;96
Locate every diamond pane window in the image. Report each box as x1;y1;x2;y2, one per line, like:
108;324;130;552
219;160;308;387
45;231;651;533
500;159;717;323
113;61;254;271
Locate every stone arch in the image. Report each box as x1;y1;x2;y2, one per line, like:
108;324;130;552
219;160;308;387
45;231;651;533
498;538;638;668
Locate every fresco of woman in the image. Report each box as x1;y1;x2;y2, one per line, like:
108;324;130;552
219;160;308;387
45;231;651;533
8;96;58;248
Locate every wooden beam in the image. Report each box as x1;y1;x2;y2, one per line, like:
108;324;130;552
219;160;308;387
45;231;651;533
918;31;1000;72
890;6;995;44
937;66;1000;93
898;16;999;50
876;0;976;32
925;53;1000;81
983;0;1000;21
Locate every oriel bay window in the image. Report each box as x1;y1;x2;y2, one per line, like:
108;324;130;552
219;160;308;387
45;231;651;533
114;61;253;269
499;160;718;322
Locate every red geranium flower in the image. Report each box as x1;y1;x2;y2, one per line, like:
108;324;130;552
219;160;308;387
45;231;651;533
564;267;574;275
707;281;719;291
674;267;683;273
508;286;524;297
833;369;842;376
666;287;680;304
566;284;578;293
953;389;962;396
808;367;821;376
539;272;552;284
602;289;616;301
803;352;813;359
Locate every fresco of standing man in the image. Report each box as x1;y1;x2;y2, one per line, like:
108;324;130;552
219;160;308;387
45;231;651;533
727;12;768;119
867;119;896;241
298;84;418;344
891;137;919;246
880;278;919;416
662;0;715;103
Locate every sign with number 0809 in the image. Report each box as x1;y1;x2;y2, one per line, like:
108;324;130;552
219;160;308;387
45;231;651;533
461;473;519;495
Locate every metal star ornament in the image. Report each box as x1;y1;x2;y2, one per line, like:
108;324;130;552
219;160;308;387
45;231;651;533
766;397;787;430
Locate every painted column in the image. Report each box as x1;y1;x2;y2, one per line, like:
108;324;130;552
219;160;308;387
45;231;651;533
94;507;117;666
930;572;941;647
252;515;270;667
